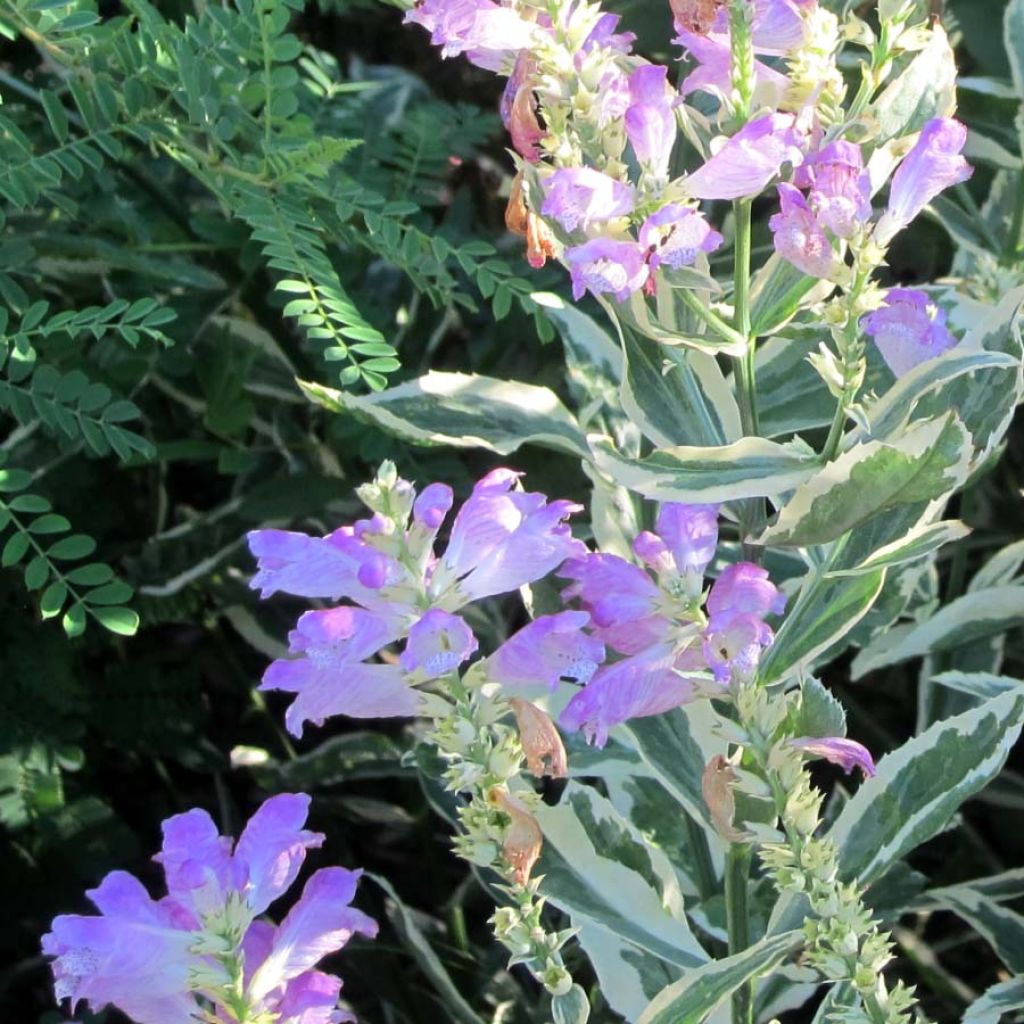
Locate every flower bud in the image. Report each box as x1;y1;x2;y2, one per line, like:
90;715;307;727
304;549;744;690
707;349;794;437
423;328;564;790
509;698;568;779
541;962;573;996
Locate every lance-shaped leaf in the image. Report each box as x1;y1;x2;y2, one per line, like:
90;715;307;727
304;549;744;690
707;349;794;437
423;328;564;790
299;372;588;457
852;585;1024;678
620;328;739;449
932;672;1024;702
535;784;709;969
1006;0;1024;98
759;415;972;548
590;435;816;505
824;520;970;578
749;255;835;337
636;931;804;1024
828;692;1024;885
963;979;1024;1024
920;887;1024;973
870;24;957;141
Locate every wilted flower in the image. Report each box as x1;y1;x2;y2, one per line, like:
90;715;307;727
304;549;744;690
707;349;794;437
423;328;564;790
541;167;635;232
790;736;876;777
769;183;837;279
506;172;558;268
488;788;544;884
861;288;958;376
501;54;545;162
42;795;376;1024
565;237;649;301
683;113;808;201
875;118;972;244
639;205;724;270
701;754;750;842
508;698;569;778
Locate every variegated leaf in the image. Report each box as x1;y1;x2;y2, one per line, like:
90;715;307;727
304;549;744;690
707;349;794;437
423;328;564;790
963;979;1024;1024
829;692;1024;884
299;372;588;457
636;931;805;1024
824;520;970;578
760;415;972;548
589;435;816;504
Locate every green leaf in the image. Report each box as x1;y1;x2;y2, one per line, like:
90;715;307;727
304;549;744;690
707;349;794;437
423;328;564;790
39;580;67;619
40;89;69;143
636;932;804;1024
84;581;133;606
963;979;1024;1024
536;784;708;969
1;532;30;567
299;372;588;457
62;601;86;638
24;554;49;590
829;692;1024;884
760;415;972;547
28;513;71;535
367;874;486;1024
795;677;846;739
90;606;139;636
1005;0;1024;98
63;561;113;585
871;24;957;141
852;585;1024;677
749;255;827;337
48;534;97;560
590;435;816;504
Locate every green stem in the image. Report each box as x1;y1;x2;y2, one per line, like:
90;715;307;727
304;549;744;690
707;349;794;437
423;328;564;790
726;843;754;1024
676;287;748;350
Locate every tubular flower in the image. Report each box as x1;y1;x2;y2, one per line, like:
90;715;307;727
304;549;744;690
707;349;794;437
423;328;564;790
639;205;723;271
875;118;972;244
559;504;786;745
42;795;376;1024
683;113;809;201
769;182;838;279
624;64;677;177
404;0;539;71
565;237;650;302
790;736;876;777
540;167;635;233
250;466;584;735
861;288;959;376
797;140;871;239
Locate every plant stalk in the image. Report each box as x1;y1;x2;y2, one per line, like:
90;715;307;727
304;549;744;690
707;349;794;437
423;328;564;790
726;843;754;1024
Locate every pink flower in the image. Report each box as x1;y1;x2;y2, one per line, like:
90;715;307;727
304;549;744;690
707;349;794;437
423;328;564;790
565;238;649;302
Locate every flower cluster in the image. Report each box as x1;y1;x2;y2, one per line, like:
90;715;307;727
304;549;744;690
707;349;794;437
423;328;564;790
43;794;375;1024
248;464;584;735
406;0;974;380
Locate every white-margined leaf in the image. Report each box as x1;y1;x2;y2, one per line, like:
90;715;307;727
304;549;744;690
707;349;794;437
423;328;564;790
760;415;972;547
299;372;588;457
917;886;1024;973
1005;0;1024;98
969;538;1024;591
852;585;1024;678
963;979;1024;1024
870;24;957;141
589;435;816;505
535;783;709;970
636;931;804;1024
931;672;1023;702
824;520;970;578
620;327;740;449
829;692;1024;884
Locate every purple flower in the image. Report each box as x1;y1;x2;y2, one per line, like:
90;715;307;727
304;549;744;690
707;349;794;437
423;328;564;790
861;288;958;376
639;205;723;270
405;0;537;70
655;502;720;578
42;796;375;1024
430;468;585;603
399;609;478;679
702;562;785;682
769;183;837;279
565;238;649;302
625;65;677;176
561;553;662;633
684;113;808;201
594;65;632;126
541;167;635;232
790;736;876;777
486;611;606;693
876;118;972;244
261;607;421;735
673;27;790;100
581;12;636;54
248;526;402;605
560;645;699;747
797;140;871;239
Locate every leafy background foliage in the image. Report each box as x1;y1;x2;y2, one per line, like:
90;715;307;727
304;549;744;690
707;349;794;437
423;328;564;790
0;1;1022;1022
